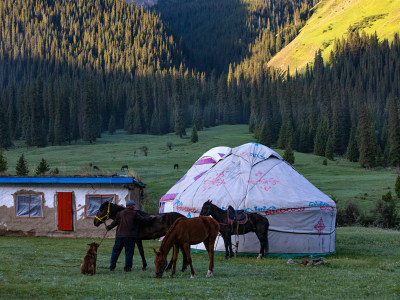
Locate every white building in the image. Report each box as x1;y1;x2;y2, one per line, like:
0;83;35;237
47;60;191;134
0;176;145;238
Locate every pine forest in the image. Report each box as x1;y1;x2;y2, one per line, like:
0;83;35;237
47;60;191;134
0;0;399;169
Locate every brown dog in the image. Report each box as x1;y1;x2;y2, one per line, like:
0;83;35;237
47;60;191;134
80;242;99;275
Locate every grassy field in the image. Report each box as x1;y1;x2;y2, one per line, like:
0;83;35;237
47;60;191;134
0;227;399;299
268;0;400;74
1;125;398;213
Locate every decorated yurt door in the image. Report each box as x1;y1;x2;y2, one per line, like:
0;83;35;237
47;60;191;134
58;192;73;231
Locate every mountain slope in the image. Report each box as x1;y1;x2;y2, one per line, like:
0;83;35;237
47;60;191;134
268;0;400;73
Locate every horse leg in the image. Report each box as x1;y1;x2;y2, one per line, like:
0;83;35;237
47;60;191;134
169;244;179;278
136;240;147;270
166;245;188;272
166;247;174;271
255;227;269;259
221;232;230;259
183;243;195;278
180;245;188;272
227;233;234;258
203;238;215;278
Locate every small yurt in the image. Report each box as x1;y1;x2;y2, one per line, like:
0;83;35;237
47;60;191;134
160;143;336;257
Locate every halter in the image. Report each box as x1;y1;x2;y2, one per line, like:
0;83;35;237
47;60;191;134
155;256;168;276
95;202;110;223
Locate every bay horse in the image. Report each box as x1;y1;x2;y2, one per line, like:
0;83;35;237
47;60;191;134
94;201;188;271
153;216;219;278
200;200;269;259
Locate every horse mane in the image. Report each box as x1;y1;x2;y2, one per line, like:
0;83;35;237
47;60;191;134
160;217;184;250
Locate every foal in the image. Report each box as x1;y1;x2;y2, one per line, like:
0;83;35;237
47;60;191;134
80;242;100;275
154;216;219;278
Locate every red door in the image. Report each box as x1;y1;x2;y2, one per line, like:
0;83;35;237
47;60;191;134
58;192;73;231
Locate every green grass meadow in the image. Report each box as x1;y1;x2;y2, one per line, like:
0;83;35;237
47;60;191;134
1;124;397;212
1;124;400;298
0;227;400;299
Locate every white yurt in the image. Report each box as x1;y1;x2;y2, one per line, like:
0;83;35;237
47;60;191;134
160;143;336;257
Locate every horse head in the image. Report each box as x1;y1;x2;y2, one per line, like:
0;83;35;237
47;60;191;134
153;248;168;278
93;201;112;227
199;200;213;216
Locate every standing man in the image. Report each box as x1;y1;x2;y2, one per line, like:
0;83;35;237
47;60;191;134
106;200;153;272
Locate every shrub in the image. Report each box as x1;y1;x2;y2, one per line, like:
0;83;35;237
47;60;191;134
336;199;361;226
141;146;148;156
395;175;400;199
372;191;398;228
322;158;327;166
166;141;173;150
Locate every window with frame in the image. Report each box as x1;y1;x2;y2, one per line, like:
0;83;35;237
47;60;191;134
86;194;116;218
16;194;43;217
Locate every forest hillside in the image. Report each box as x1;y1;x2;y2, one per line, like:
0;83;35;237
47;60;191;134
268;0;400;73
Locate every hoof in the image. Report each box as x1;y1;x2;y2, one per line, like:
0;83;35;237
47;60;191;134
190;274;195;279
257;254;263;260
206;270;213;278
142;266;147;271
169;274;174;278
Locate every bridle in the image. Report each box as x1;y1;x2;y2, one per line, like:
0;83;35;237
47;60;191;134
155;256;168;276
95;202;111;223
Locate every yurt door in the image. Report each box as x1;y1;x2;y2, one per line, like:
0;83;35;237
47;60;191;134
58;192;73;231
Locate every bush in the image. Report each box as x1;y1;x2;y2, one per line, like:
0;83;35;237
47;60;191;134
336;199;361;226
322;158;327;166
372;191;398;228
395;175;400;199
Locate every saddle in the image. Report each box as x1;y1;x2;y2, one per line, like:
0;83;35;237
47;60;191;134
227;206;248;225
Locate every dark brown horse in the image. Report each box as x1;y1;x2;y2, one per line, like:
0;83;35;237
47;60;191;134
200;200;269;259
94;201;187;271
153;216;220;278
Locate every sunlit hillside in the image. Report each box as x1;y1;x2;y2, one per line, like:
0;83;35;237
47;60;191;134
268;0;400;74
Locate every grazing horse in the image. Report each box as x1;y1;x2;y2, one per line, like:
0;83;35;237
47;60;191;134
121;165;129;171
153;216;219;278
200;200;269;259
173;164;179;169
94;201;188;271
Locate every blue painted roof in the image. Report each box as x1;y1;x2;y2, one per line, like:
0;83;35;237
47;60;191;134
0;177;146;187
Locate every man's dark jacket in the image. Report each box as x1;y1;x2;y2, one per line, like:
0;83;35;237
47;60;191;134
107;209;152;238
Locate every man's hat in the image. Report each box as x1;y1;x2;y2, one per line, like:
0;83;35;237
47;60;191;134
126;200;136;206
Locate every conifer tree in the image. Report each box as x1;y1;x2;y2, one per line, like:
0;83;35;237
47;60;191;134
357;106;376;168
0;101;12;149
16;154;29;176
190;126;198;143
83;77;98;143
346;128;359;162
325;136;334;160
108;115;116;135
35;158;50;176
314;123;327;157
388;97;400;167
0;151;7;173
150;110;161;135
283;145;295;165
